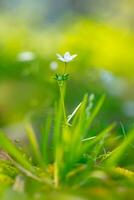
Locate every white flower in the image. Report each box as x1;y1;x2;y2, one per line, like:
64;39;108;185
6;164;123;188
17;51;36;62
56;52;77;63
50;61;58;71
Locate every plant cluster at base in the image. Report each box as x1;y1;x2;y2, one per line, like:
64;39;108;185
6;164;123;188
0;52;134;199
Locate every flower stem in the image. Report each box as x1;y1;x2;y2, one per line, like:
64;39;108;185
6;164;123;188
59;83;67;124
64;62;67;73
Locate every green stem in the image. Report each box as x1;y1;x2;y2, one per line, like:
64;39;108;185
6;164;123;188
64;62;67;73
59;83;67;124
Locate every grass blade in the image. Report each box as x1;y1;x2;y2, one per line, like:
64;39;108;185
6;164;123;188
25;123;44;167
40;116;52;165
105;128;134;167
0;131;35;173
85;95;105;135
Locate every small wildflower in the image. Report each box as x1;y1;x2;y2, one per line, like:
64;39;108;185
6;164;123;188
56;52;77;63
50;61;58;71
17;51;36;62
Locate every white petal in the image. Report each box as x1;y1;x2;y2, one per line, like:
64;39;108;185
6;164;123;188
56;53;66;62
64;52;71;60
56;52;77;63
72;54;77;58
71;54;77;59
64;52;70;57
56;53;63;59
58;57;66;62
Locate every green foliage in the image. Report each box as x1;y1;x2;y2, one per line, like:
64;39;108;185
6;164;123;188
0;17;133;198
0;92;134;199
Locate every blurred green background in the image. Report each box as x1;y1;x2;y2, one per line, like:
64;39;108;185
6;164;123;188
0;0;134;133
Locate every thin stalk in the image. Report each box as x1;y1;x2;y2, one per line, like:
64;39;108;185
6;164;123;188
59;84;67;124
64;62;67;73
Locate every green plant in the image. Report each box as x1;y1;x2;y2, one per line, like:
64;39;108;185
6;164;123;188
0;52;134;199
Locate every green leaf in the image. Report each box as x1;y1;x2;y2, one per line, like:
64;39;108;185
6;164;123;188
0;131;35;173
104;128;134;167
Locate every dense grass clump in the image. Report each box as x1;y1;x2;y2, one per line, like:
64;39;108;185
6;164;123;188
0;53;134;200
